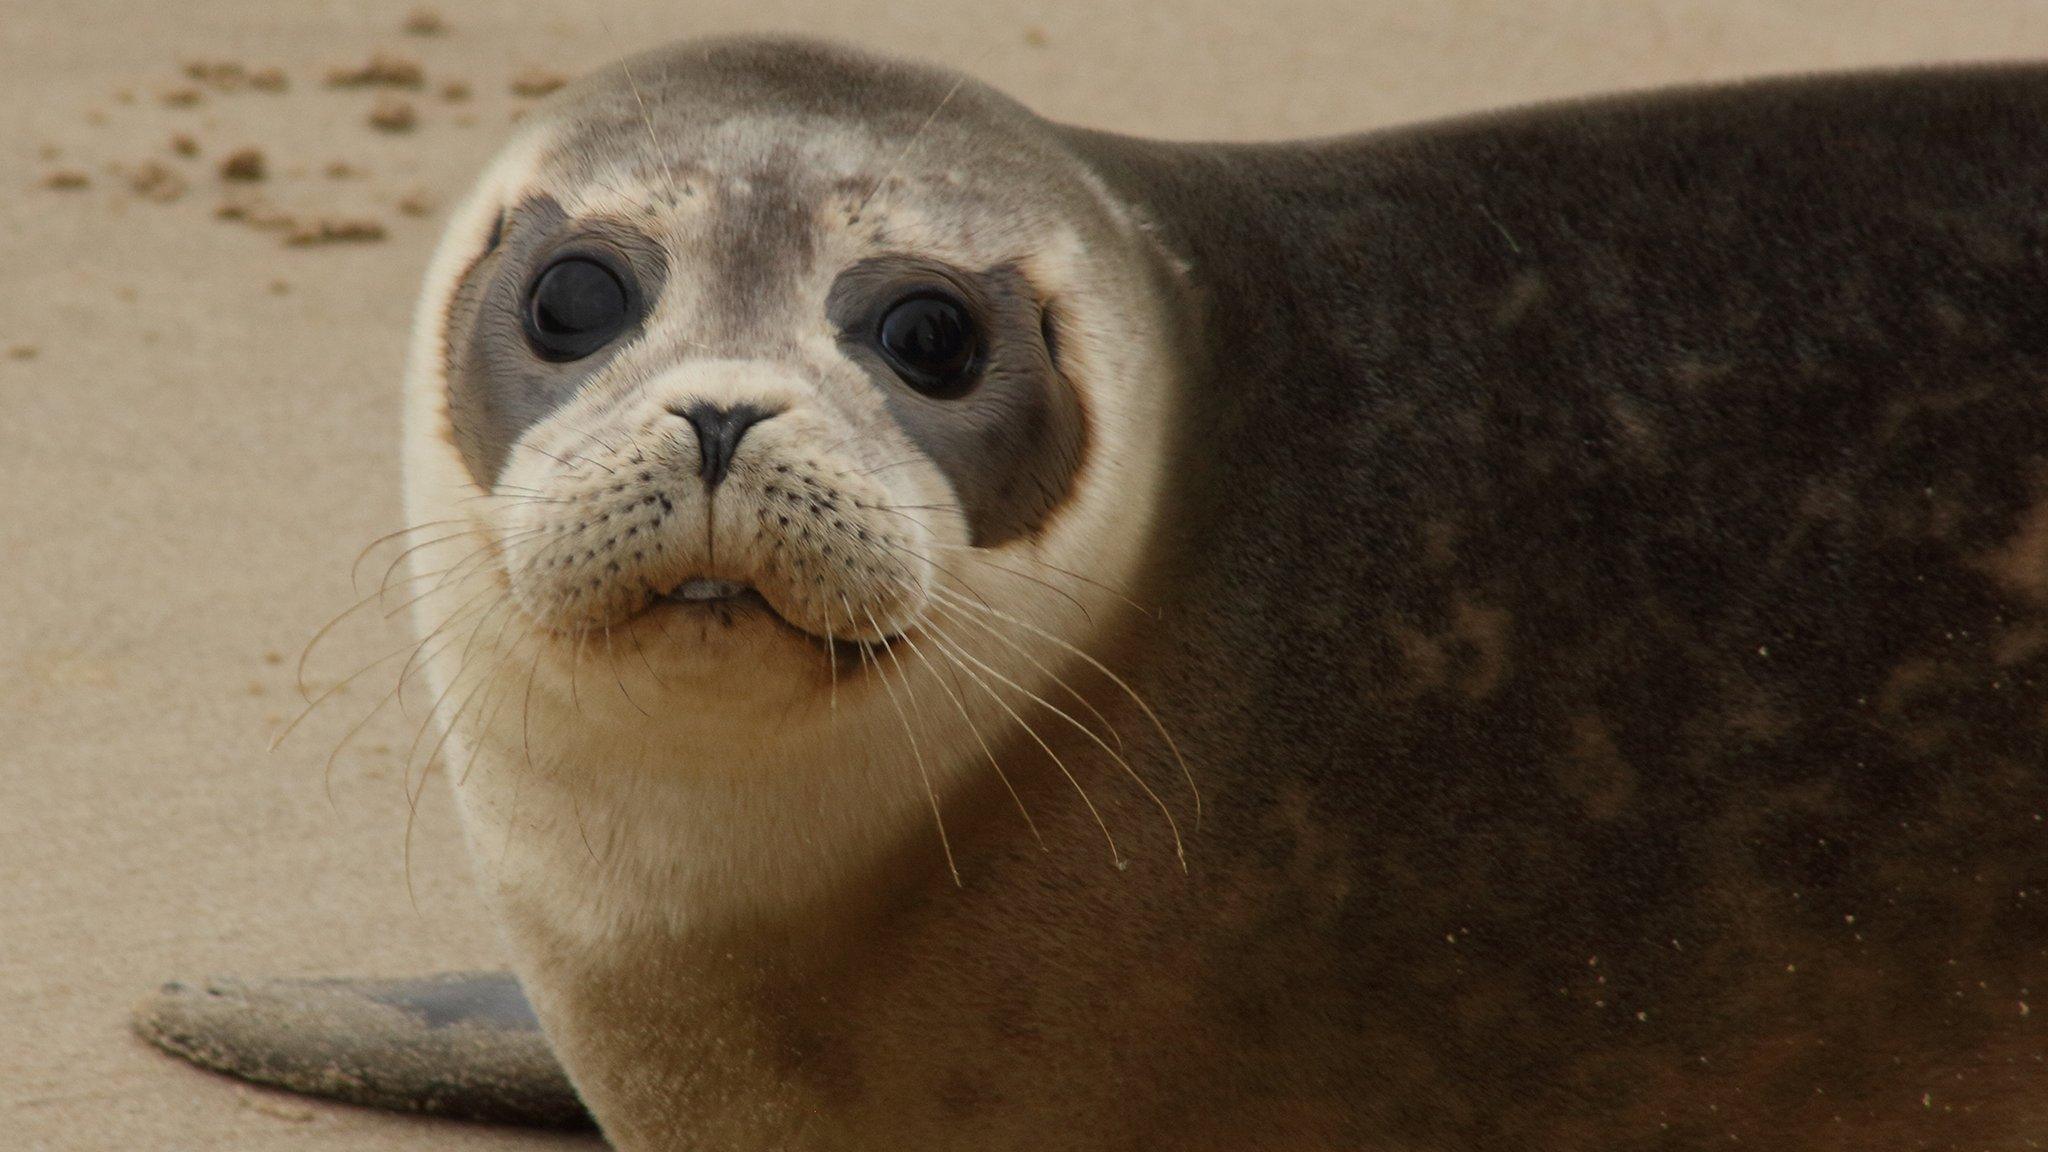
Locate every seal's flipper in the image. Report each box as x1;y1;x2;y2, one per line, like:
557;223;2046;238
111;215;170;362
132;972;593;1129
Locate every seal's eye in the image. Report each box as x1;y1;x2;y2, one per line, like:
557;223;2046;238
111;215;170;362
876;292;979;397
525;256;632;361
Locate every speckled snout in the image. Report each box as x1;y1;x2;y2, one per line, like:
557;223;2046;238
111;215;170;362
496;361;936;646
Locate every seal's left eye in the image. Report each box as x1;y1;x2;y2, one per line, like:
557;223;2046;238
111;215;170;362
876;292;980;397
525;256;632;361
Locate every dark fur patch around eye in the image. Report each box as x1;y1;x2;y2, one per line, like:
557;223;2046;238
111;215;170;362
827;256;1089;548
442;194;670;489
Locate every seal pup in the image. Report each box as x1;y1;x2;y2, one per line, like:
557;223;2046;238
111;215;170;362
398;33;1192;1152
138;40;2048;1150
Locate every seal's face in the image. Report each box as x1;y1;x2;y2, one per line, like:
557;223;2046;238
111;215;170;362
405;40;1173;735
444;185;963;665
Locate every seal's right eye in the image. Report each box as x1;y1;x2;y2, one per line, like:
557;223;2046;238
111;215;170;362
525;256;632;361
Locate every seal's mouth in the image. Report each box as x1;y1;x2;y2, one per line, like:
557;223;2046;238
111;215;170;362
664;577;755;605
651;576;903;659
658;577;777;622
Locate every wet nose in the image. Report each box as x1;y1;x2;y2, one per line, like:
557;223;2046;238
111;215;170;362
670;402;775;489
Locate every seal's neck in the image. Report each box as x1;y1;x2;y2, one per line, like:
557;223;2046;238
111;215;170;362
448;689;962;952
447;689;1000;1150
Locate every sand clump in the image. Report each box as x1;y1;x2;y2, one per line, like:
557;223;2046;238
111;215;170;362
509;68;567;97
39;40;547;251
284;218;387;246
180;60;288;93
216;194;388;248
326;54;425;89
215;194;298;232
219;148;267;182
127;161;187;202
183;61;247;91
367;97;419;133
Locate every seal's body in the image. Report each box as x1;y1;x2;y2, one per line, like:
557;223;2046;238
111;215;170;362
1066;75;2048;1148
143;43;2048;1151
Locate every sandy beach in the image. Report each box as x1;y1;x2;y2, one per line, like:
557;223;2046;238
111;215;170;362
4;2;2046;1148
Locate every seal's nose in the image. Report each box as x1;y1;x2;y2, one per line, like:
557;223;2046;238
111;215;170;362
670;402;774;489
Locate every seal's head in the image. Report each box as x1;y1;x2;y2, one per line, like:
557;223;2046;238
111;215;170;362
401;39;1182;830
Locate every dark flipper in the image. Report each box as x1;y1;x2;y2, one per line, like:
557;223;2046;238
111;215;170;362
132;972;595;1130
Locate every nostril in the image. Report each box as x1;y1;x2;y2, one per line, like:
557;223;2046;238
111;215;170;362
670;402;776;489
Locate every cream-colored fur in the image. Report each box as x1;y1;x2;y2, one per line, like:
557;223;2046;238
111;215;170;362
398;58;1185;1149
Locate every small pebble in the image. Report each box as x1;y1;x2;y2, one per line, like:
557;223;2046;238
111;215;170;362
219;147;266;182
439;79;471;102
326;54;424;89
6;345;39;361
170;133;200;159
509;68;567;98
396;189;434;217
248;67;290;93
160;87;203;108
268;279;291;295
42;169;91;190
285;218;388;246
1023;26;1050;47
368;98;418;133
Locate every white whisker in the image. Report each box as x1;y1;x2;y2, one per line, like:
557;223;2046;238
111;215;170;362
854;598;961;887
911;610;1123;868
935;585;1201;832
